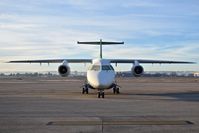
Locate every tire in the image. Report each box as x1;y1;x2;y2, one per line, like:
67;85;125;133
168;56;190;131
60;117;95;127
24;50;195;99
113;87;116;94
98;92;101;98
102;92;105;98
86;89;88;94
116;87;120;94
82;88;85;94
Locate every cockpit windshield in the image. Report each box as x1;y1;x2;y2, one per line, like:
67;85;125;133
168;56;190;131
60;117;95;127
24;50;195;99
89;65;114;71
90;65;100;71
102;65;114;71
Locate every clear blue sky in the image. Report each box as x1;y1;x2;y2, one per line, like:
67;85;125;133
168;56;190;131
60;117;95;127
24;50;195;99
0;0;198;72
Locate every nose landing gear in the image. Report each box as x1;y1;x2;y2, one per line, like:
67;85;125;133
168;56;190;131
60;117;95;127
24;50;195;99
98;90;105;98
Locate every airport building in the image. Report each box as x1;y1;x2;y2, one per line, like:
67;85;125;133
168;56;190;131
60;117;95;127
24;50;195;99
194;72;199;77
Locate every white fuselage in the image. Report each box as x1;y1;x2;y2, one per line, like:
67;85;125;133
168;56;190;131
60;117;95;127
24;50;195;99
87;59;115;89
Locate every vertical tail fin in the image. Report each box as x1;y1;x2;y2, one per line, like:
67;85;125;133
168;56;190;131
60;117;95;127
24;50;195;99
77;39;124;58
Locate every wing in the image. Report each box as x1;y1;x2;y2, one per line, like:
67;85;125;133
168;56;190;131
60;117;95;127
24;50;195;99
8;59;92;63
110;59;195;64
8;58;195;64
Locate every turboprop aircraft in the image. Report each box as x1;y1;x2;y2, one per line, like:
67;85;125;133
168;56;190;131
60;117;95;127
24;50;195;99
8;39;194;98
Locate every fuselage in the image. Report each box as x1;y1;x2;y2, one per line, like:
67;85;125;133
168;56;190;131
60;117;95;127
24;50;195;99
87;59;115;90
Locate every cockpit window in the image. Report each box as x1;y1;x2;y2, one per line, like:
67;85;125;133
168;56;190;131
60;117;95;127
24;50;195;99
89;65;114;71
90;65;100;71
102;65;114;71
110;65;114;70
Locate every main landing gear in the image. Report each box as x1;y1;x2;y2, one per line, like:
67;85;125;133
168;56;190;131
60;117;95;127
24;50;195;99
113;84;120;94
82;84;89;94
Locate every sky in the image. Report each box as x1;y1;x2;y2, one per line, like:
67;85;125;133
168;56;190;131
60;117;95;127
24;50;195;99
0;0;199;72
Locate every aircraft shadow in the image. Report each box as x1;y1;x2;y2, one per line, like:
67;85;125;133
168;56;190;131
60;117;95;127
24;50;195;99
121;91;199;102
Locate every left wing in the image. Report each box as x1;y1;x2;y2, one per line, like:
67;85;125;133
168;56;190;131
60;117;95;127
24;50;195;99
110;59;195;64
8;59;92;63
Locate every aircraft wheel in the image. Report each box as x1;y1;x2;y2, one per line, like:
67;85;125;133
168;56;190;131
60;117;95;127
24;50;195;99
102;92;105;98
85;88;89;94
98;92;101;98
82;88;85;94
113;87;116;94
116;87;120;94
98;91;104;98
82;86;88;94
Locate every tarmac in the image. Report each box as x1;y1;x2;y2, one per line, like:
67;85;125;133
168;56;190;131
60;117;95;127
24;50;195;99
0;76;199;133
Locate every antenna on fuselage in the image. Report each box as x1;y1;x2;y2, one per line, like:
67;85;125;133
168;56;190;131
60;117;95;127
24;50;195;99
77;39;124;58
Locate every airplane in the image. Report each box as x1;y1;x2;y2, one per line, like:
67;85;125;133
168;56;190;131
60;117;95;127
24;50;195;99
8;39;195;98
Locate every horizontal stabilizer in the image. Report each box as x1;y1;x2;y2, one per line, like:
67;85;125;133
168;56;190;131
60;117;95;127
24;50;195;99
77;39;124;58
77;40;124;45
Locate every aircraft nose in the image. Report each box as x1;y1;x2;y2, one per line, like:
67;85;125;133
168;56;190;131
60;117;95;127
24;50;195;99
95;79;110;88
87;71;115;89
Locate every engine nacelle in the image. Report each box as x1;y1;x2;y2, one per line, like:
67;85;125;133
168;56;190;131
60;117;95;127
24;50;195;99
131;64;144;77
58;60;70;77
